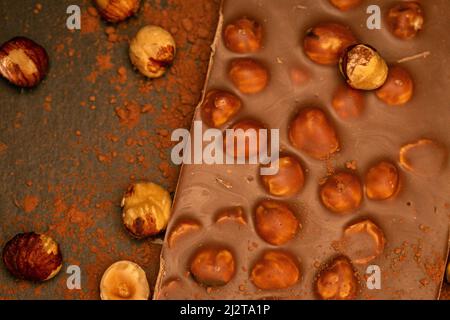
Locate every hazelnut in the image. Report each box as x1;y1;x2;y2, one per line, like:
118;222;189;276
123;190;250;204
100;260;150;300
254;200;300;246
387;1;424;40
365;161;399;200
320;172;363;214
94;0;140;23
215;207;247;225
446;260;450;284
201;90;242;128
250;251;300;290
289;66;310;87
375;66;414;106
303;22;357;65
224;119;267;160
339;44;388;90
260;156;305;197
167;220;201;248
121;182;172;238
129;25;176;79
0;37;49;88
329;0;362;11
229;58;269;94
331;84;365;120
2;232;62;281
315;256;358;300
190;247;235;286
399;139;448;177
224;17;263;53
288;107;340;160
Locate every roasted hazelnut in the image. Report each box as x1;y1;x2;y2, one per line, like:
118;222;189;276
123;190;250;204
289;107;340;160
121;181;172;238
399;139;448;177
303;22;357;65
250;251;300;290
100;260;150;300
365;161;399;200
0;37;49;88
228;58;269;94
215;206;247;225
320;172;362;214
224;17;263;53
129;25;176;79
260;156;305;197
224;119;267;160
339;44;388;90
167;220;201;248
315;256;358;300
201;90;242;128
387;1;424;40
331;84;364;120
254;200;300;246
2;232;62;281
94;0;140;23
375;66;414;106
190;247;235;286
329;0;362;11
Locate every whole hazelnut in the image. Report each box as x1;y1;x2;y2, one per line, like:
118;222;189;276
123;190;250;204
167;220;201;248
100;260;150;300
224;17;263;53
329;0;362;11
2;232;62;281
94;0;140;23
365;161;399;200
254;200;300;246
375;66;414;106
387;1;424;40
399;139;448;177
320;172;363;214
190;247;235;286
303;22;357;65
315;256;358;300
339;44;388;90
121;182;172;238
129;25;176;79
331;84;365;120
201;90;242;128
0;37;49;88
289;107;340;160
260;156;305;197
228;58;269;94
215;206;247;225
224;119;267;160
250;251;300;290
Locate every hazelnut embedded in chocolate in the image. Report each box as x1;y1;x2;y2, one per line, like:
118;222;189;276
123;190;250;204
94;0;140;23
331;84;365;120
224;119;267;160
320;172;362;214
190;247;235;286
399;139;448;177
260;156;305;197
201;90;242;128
167;220;201;248
224;17;263;53
376;66;414;106
387;1;424;40
329;0;362;11
446;260;450;284
365;161;399;200
228;58;269;94
215;206;247;225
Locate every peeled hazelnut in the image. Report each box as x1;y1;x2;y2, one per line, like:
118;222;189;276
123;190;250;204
2;232;62;281
121;182;172;238
0;37;49;88
224;119;267;160
387;1;424;40
320;172;363;214
201;90;242;128
339;44;388;90
100;260;150;300
365;161;399;200
250;251;300;290
190;247;235;286
224;17;263;53
399;139;448;177
315;256;358;300
376;66;414;106
289;108;340;160
329;0;362;11
94;0;140;23
129;25;176;79
331;84;364;120
303;22;357;65
215;207;247;225
254;200;300;246
167;220;201;248
260;156;305;197
229;58;269;94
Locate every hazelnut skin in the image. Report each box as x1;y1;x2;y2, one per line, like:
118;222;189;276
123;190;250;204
94;0;140;23
250;251;300;290
2;232;62;281
375;66;414;106
303;22;357;65
329;0;362;11
260;156;305;197
167;220;201;248
331;84;364;120
0;37;49;88
254;200;300;246
121;182;172;238
129;25;176;79
190;247;235;286
201;90;242;128
387;1;424;40
229;58;269;94
224;119;267;160
215;206;247;225
320;172;363;214
289;107;340;160
224;17;263;53
365;161;399;200
399;139;448;177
